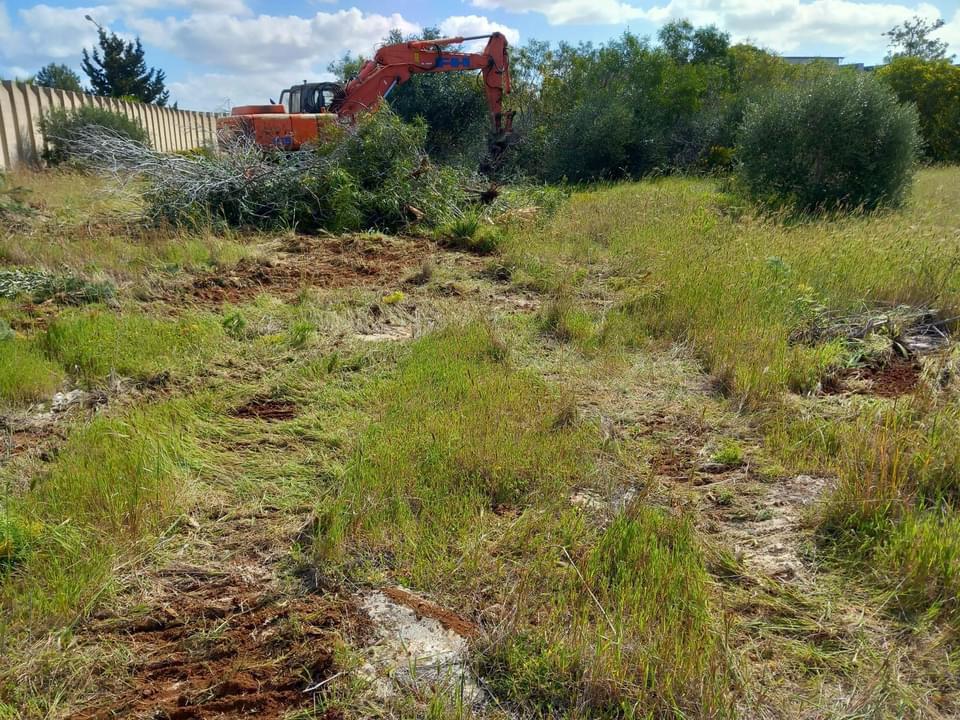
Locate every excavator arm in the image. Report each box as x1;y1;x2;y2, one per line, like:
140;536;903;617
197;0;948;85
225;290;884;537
334;33;513;136
219;32;514;162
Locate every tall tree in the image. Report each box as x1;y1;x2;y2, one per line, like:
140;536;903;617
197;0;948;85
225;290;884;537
35;63;83;92
884;16;954;62
81;29;169;105
658;20;730;64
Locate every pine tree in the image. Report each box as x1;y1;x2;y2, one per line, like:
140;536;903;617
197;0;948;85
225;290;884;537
35;63;83;92
81;29;169;105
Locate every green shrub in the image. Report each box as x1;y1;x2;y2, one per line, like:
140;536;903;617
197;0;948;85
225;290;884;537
438;211;501;254
149;108;473;234
41;106;149;165
737;71;921;211
878;57;960;164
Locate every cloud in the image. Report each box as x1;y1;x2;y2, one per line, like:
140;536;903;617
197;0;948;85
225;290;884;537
471;0;644;25
0;3;116;70
934;8;960;55
438;14;521;46
641;0;944;54
472;0;955;58
129;8;420;76
115;0;250;13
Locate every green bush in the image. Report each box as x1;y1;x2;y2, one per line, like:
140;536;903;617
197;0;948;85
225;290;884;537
878;57;960;164
737;71;921;211
41;106;149;165
151;108;473;234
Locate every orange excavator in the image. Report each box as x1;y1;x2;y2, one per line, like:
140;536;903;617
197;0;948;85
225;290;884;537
217;32;514;155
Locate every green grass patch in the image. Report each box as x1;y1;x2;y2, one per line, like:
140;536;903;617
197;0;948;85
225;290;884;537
877;511;960;625
41;307;226;384
438;212;501;254
316;322;595;579
0;337;62;405
480;508;734;717
504;169;960;404
312;322;733;716
1;399;204;633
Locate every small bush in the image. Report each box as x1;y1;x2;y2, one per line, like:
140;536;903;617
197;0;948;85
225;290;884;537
438;211;501;254
41;106;149;166
737;71;921;211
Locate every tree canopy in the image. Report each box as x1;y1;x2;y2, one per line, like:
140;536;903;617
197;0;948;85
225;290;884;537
884;16;954;62
81;29;169;105
35;63;83;93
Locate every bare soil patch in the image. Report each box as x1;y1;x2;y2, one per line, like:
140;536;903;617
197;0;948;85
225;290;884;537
187;235;432;304
229;397;298;421
72;565;357;720
382;586;479;639
823;358;922;398
858;359;922;397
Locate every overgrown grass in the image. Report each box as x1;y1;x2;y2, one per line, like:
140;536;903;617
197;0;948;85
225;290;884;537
41;307;226;384
481;508;733;717
314;322;734;716
0;400;203;634
504;169;960;404
0;339;62;405
502;166;960;632
317;322;594;576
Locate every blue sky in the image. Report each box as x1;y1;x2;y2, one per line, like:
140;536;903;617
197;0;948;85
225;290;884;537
1;0;958;110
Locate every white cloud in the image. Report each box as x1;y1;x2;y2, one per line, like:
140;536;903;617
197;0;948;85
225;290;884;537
934;8;960;55
130;8;420;76
471;0;645;25
115;0;250;13
641;0;944;54
473;0;956;58
438;14;521;47
0;3;116;69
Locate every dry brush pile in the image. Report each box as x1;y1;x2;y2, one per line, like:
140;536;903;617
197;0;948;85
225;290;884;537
60;109;494;235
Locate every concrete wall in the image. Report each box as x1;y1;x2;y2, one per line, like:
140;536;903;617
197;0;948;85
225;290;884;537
0;81;219;171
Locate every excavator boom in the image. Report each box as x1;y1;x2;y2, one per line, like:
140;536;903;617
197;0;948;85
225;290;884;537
217;33;513;152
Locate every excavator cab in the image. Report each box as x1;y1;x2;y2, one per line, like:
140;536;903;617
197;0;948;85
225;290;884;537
279;82;345;114
217;82;344;150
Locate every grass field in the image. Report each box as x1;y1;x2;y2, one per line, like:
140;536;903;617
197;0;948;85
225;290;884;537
2;167;959;719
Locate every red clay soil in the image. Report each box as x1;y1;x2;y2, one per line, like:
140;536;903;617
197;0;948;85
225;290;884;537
188;235;432;304
72;568;361;720
229;397;298;421
860;359;922;398
382;587;479;639
823;358;921;398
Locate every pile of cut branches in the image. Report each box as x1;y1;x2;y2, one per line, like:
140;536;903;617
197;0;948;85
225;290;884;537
62;109;479;234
